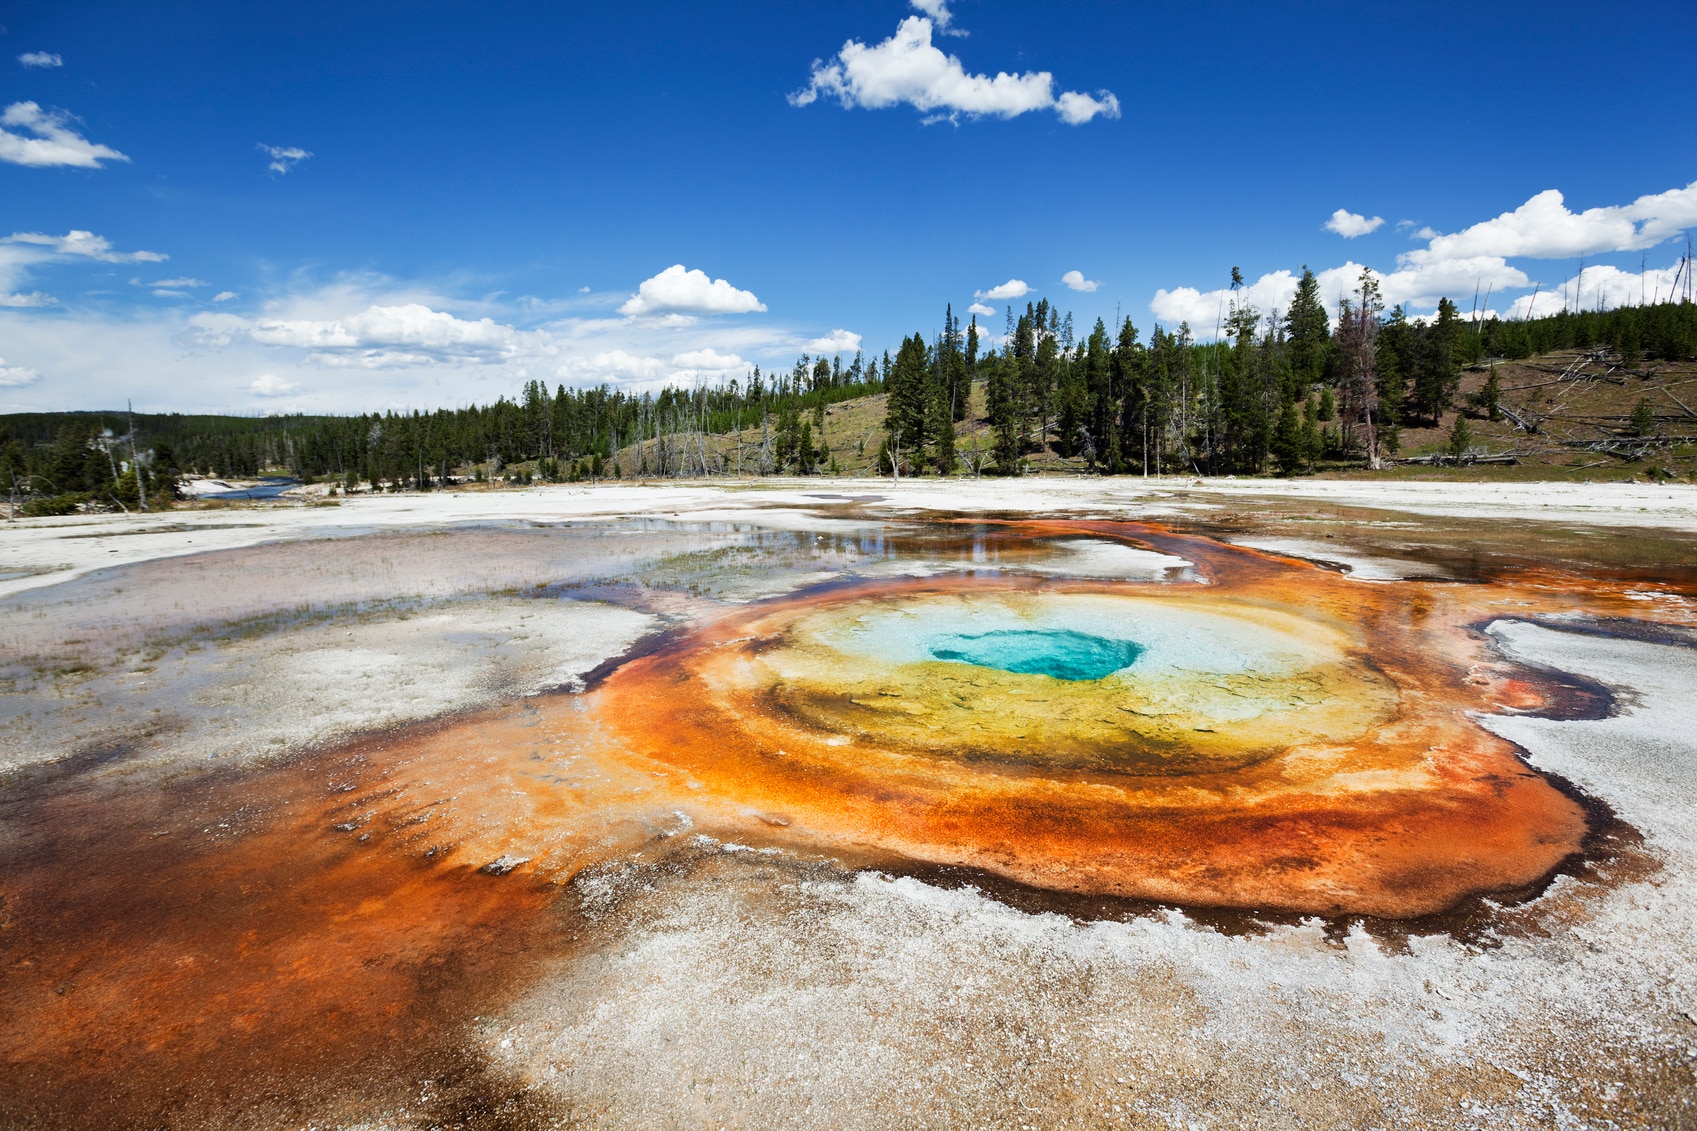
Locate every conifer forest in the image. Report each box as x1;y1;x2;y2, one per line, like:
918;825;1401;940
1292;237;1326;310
4;276;1695;514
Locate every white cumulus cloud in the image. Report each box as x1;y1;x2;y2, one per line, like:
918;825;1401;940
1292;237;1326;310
1055;90;1120;126
1150;256;1532;338
618;265;766;317
1505;262;1693;320
806;329;862;355
259;144;312;175
0;358;42;388
585;349;666;383
790;16;1119;126
975;279;1030;301
671;348;746;370
1060;270;1099;292
1410;182;1697;263
19;52;63;68
966;301;995;318
0;101;129;168
1147;178;1697;338
1150;270;1302;335
1324;209;1385;238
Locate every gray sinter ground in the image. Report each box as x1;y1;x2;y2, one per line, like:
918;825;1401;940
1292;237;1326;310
0;484;1694;1130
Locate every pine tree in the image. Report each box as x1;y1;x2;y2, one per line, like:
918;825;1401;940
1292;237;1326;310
1302;395;1324;468
987;345;1022;475
1414;298;1463;426
1269;395;1304;476
1217;303;1268;473
1446;411;1472;463
1617;318;1641;365
797;420;817;474
926;367;956;474
1110;318;1144;473
1032;301;1059;452
1080;319;1112;470
1631;397;1656;437
964;316;980;423
1284;266;1330;393
1373;307;1408;456
940;305;970;423
883;334;931;474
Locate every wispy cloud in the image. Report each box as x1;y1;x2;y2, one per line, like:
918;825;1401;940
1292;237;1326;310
192;302;541;369
5;229;165;263
258;143;312;175
790;15;1119;126
18;52;63;68
0;229;165;306
1324;209;1384;238
0;101;128;168
908;0;965;36
212;291;238;303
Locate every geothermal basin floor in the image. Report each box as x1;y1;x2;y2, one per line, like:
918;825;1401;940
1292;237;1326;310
0;478;1694;1130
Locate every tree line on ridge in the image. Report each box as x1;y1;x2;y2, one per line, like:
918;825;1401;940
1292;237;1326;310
2;278;1693;513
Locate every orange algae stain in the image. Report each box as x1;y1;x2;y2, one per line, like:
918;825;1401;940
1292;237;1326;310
586;521;1607;919
0;727;593;1128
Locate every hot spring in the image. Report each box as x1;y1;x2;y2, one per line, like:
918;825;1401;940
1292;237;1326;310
594;533;1592;919
927;629;1143;681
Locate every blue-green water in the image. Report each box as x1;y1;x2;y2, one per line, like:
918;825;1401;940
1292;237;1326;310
928;629;1143;681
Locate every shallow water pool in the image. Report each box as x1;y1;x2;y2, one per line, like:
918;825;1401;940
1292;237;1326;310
927;628;1143;681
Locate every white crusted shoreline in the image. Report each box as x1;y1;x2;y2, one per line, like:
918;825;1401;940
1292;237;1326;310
2;476;1694;602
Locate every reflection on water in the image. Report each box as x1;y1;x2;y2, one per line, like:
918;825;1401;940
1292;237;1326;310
196;476;301;500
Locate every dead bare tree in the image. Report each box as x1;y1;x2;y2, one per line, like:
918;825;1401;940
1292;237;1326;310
1332;269;1386;469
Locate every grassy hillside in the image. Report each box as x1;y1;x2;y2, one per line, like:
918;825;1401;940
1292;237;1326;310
600;346;1696;485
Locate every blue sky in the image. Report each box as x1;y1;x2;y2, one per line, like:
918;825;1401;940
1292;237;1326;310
2;0;1694;413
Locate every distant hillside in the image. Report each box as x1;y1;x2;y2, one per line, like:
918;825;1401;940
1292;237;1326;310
615;346;1696;484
